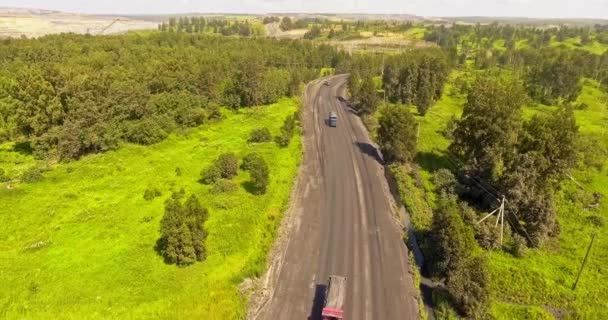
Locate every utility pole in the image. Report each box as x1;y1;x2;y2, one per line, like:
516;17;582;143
478;196;506;245
572;233;597;291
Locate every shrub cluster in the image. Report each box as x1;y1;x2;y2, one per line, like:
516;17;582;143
200;153;238;185
158;194;208;266
275;114;297;147
242;152;269;195
248;128;273;143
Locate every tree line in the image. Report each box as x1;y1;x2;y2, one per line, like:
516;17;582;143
0;32;342;160
343;48;450;116
424;23;608;103
159;17;260;37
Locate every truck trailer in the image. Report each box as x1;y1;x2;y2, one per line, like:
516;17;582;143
322;276;346;320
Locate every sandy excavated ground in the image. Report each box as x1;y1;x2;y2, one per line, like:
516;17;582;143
0;8;157;38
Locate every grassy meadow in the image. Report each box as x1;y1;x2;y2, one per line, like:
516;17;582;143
387;72;608;319
0;98;301;319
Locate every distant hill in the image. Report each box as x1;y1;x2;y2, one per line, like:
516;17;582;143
0;7;157;38
442;16;608;26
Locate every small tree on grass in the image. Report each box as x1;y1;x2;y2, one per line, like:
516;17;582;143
248;127;272;143
377;105;417;163
200;153;239;184
447;255;490;318
428;196;491;319
200;164;221;184
159;194;208;266
250;159;269;194
242;152;264;171
242;152;269;194
216;153;238;179
276;115;296;147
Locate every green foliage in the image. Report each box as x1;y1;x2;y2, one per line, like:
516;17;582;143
377;105;417;163
245;154;270;195
215;153;239;179
1;32;336;160
432;168;459;196
508;233;528;258
0;168;8;182
4;99;300;318
21;165;48;183
447;255;491;318
354;75;379;114
428;196;477;277
382;49;450;115
449;74;526;182
304;25;322;40
143;187;162;201
211;179;238;194
159;194;208;266
276;114;297;147
125;118;169;146
429;196;491;318
385;69;608;317
200;163;222;185
526;49;584;104
279;17;295;31
242;152;265;171
248;127;273;143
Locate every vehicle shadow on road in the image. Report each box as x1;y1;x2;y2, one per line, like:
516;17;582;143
307;284;327;320
354;142;384;165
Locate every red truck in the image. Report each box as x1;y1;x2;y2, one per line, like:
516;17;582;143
322;276;346;320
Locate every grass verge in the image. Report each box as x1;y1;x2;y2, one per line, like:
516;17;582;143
0;98;302;319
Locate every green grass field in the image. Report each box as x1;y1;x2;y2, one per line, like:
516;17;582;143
389;72;608;319
0;98;302;319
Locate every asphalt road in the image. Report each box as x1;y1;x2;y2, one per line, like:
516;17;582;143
255;75;418;320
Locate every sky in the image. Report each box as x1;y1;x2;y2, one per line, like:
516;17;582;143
3;0;608;19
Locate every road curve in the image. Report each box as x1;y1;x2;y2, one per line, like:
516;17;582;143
255;75;419;320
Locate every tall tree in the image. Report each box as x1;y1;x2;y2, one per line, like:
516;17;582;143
449;75;527;182
377;105;417;163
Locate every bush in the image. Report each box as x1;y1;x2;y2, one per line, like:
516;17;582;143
125;118;168;145
443;115;458;139
447;255;490;318
211;179;238;194
276;115;296;147
159;194;208;266
244;155;269;195
143;187;162;201
275;133;292;147
474;222;501;250
216;153;238;179
200;165;221;184
21;166;48;183
242;152;264;171
508;233;527;258
586;215;604;227
248;128;272;143
207;103;223;121
433;168;458;196
0;168;8;182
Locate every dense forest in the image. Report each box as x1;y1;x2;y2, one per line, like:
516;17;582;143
0;33;343;160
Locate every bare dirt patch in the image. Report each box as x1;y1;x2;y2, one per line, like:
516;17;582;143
0;8;157;38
